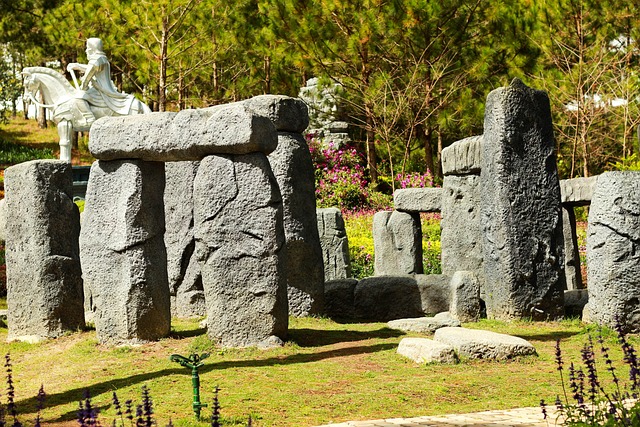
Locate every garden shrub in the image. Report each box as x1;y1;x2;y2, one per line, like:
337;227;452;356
0;138;55;164
542;322;640;426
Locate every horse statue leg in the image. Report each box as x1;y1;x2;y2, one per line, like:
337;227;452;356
57;119;73;162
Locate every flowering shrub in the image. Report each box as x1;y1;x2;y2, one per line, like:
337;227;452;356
395;171;436;189
308;136;392;211
542;322;640;426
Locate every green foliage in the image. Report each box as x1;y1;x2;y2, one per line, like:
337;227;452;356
611;153;640;171
0;138;55;164
343;210;376;279
421;214;442;275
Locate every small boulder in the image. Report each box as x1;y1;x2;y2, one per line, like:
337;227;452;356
397;337;457;364
388;312;460;334
434;327;536;360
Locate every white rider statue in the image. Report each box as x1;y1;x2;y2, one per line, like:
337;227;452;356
66;37;135;127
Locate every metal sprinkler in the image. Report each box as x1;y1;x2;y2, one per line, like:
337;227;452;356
169;352;210;419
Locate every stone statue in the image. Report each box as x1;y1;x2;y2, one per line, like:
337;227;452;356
22;38;151;162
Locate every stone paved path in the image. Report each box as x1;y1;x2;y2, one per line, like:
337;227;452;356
314;405;561;427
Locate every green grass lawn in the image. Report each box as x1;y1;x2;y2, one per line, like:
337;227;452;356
0;315;633;427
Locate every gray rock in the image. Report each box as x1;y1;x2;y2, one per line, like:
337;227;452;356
560;176;598;207
397;337;457;364
323;279;358;319
268;132;324;316
388;313;460;334
440;174;484;292
317;208;351;280
193;153;288;347
89;104;278;161
354;276;424;321
0;198;5;242
562;206;583;290
373;211;423;276
564;289;588;318
449;271;481;322
415;274;451;316
80;159;170;345
586;171;640;332
4;160;85;341
243;95;309;133
441;135;483;176
164;161;205;318
434;327;537;360
481;78;565;320
393;188;442;213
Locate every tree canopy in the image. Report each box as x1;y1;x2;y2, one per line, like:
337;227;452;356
1;0;638;181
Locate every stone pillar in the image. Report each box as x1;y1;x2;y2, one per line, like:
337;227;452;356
317;208;351;280
80;160;170;345
4;160;85;342
562;206;583;290
586;171;640;332
194;153;288;348
164;161;205;318
373;210;423;276
480;79;565;320
250;95;325;317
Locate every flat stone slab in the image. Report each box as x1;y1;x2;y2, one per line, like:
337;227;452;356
89;103;278;161
560;176;598;206
387;312;460;334
393;188;442;213
441;135;482;176
397;337;457;364
434;327;536;360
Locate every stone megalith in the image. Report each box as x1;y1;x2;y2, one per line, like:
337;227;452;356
4;160;85;342
586;171;640;332
373;210;423;276
80;160;171;345
254;95;325;317
193;153;288;348
480;78;565;320
164;161;205;318
317;208;351;280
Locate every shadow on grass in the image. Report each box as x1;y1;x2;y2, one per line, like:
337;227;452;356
288;327;404;347
170;327;207;339
15;342;398;420
512;330;584;342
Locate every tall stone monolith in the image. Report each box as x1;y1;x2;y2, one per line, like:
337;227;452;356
194;153;288;348
164;161;205;318
253;95;325;317
480;78;565;320
585;171;640;332
4;160;85;342
80;160;171;345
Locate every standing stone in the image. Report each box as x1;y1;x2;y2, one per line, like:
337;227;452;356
194;153;288;348
562;206;583;290
440;174;483;288
448;271;481;323
481;79;565;320
317;208;351;280
373;211;423;276
4;160;84;341
80;160;170;345
586;171;640;332
261;95;324;317
164;161;205;318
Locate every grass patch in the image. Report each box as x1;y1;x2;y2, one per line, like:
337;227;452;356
0;316;621;427
0;138;56;164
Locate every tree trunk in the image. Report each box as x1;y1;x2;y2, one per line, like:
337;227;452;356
423;126;436;179
159;16;169;112
264;55;271;94
37;91;47;129
365;103;378;184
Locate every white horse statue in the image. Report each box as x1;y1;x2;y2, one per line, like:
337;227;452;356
22;66;151;162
